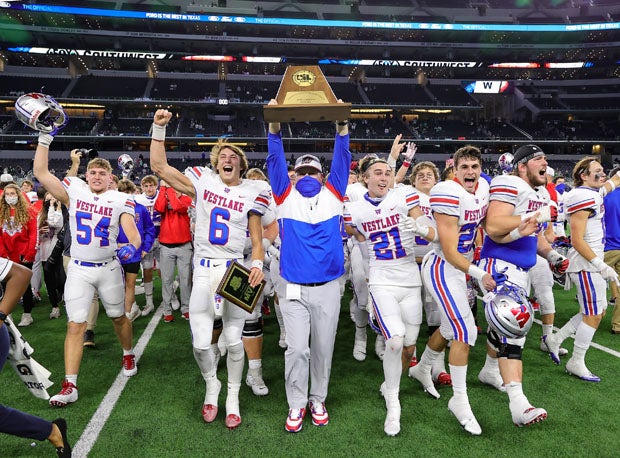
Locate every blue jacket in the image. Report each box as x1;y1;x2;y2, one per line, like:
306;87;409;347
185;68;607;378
267;131;350;284
604;189;620;251
118;201;155;264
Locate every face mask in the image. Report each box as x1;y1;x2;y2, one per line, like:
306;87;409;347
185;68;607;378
5;195;18;206
295;175;321;197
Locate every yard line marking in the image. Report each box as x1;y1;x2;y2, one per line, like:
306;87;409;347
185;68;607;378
533;318;620;358
73;306;163;457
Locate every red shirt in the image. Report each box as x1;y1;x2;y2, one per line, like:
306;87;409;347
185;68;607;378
0;207;38;263
546;182;558;204
154;186;193;245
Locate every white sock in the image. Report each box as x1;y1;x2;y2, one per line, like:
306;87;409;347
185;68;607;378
572;321;596;363
506;381;529;413
144;281;154;306
65;374;78;386
482;353;499;371
248;358;262;370
419;346;441;370
383;336;403;393
449;364;468;394
542;324;554;337
123;348;134;356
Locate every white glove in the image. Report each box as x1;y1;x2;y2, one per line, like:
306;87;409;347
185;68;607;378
267;245;280;261
591;257;620;286
38;132;55;148
398;216;416;232
402;142;417;162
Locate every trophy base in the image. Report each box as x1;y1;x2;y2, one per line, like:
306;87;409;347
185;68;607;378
263;103;351;123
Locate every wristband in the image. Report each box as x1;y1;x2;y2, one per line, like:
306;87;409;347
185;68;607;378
151;123;166;141
403;161;411;168
608;179;616;193
467;264;486;282
337;121;348;126
251;259;264;271
509;227;523;241
38;132;54;148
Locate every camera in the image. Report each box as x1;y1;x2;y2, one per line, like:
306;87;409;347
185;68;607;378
78;148;98;159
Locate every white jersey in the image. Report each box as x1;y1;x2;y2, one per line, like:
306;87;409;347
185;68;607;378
344;181;368;203
429;179;489;260
481;174;548;269
564;186;605;272
185;166;268;260
344;186;421;286
62;177;135;262
244;183;276;256
135;192;160;227
412;187;435;258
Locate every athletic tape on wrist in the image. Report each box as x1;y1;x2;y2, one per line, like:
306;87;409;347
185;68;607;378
151;123;166;141
251;259;263;271
509;227;523;241
467;264;486;282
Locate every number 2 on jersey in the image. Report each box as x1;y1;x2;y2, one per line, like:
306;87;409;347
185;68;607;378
75;211;111;246
370;227;406;260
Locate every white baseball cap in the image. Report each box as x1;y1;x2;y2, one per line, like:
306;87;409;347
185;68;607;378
0;173;13;183
295;154;322;174
546;166;555;177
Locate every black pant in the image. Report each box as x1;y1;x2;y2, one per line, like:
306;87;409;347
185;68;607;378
43;260;66;308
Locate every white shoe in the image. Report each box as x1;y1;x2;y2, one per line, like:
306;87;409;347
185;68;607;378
246;369;269;396
384;395;401;436
125;303;141;322
353;338;367;361
512;405;547;427
18;313;33;327
448;396;482;436
141;303;154;316
171;295;180;311
134;284;145;295
375;335;386;361
540;335;568;357
49;307;61;319
278;332;287;349
565;358;601;382
408;364;440;399
540;334;562;365
478;366;506;392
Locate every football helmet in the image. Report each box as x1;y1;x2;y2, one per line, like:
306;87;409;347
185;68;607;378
483;281;533;339
118;154;134;173
15;92;68;133
498;152;514;174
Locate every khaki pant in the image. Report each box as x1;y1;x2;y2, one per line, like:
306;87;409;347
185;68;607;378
604;250;620;332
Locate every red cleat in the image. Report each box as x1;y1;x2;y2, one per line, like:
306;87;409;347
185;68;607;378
408;356;418;368
435;371;452;386
225;414;242;429
202;404;218;423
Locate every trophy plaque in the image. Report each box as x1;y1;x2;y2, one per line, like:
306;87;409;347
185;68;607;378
263;65;351;123
215;261;266;313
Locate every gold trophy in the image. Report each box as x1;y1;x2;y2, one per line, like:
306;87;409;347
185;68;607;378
263;65;351;123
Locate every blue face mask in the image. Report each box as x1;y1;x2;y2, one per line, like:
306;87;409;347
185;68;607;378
295;175;321;197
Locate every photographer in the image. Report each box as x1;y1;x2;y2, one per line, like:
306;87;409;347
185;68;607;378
38;192;67;319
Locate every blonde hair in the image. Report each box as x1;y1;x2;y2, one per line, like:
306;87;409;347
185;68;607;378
0;183;35;228
210;138;249;176
87;158;113;173
246;168;268;181
141;175;158;186
117;179;137;194
572;156;599;187
410;161;440;183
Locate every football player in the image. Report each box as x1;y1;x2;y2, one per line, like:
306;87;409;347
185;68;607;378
150;109;265;430
34;119;141;408
344;157;436;436
543;157;620;381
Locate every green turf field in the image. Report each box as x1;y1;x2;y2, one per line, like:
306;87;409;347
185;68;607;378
2;282;619;457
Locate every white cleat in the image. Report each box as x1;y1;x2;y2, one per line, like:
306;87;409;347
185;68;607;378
408;364;440;399
171;295;181;311
512;406;547;427
540;334;562;365
448;396;482;436
540;335;568;358
125;303;141;322
353;339;367;361
565;358;601;382
384;398;401;437
478;366;506;392
246;370;269;396
141;303;154;316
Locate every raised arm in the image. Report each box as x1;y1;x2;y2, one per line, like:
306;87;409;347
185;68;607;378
149;109;195;199
33;134;69;206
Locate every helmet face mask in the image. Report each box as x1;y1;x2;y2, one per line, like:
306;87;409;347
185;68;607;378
15;92;68;133
498;152;514;174
484;281;533;339
118;154;134;173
